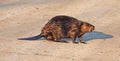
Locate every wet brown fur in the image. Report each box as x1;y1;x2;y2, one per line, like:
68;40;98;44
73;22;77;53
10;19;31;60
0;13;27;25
40;15;95;43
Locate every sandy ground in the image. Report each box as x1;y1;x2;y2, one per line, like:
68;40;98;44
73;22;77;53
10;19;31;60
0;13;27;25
0;0;120;61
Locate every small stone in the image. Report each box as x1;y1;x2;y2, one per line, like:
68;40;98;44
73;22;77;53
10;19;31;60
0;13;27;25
35;53;39;55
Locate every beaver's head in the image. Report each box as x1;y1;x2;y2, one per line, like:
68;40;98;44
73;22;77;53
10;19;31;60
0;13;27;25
81;22;95;33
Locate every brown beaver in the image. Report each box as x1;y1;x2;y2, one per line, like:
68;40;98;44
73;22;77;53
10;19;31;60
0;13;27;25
40;15;95;43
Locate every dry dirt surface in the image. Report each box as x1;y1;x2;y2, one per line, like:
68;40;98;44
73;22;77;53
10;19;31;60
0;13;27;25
0;0;120;61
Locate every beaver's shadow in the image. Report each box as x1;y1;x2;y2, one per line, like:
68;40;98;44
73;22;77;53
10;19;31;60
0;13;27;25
18;31;113;42
81;31;113;42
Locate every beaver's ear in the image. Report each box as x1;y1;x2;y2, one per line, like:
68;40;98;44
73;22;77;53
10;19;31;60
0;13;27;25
80;22;87;32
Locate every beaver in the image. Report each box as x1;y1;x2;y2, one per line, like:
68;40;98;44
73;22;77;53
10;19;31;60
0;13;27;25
40;15;95;43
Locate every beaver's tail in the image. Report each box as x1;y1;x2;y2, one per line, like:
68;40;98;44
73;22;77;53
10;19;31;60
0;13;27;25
18;34;46;40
